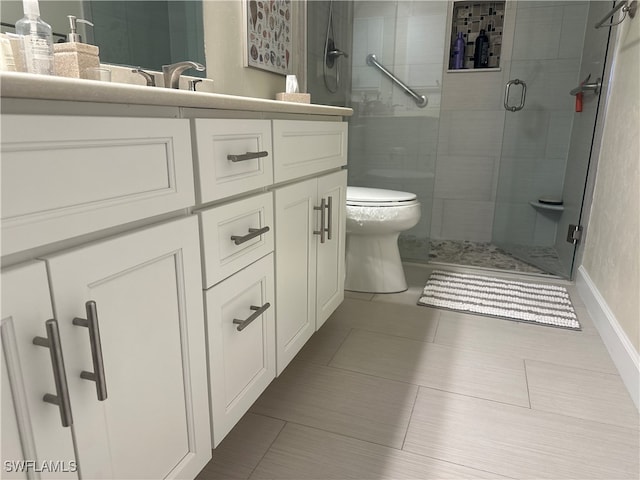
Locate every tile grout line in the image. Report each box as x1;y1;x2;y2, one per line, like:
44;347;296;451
304;361;533;410
246;417;288;480
523;358;532;409
400;385;420;450
324;327;355;366
256;417;515;479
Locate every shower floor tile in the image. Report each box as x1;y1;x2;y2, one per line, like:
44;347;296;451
400;237;561;275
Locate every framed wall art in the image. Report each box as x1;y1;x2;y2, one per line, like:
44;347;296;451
244;0;293;75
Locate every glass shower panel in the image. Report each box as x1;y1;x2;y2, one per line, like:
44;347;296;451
348;1;447;263
492;0;594;278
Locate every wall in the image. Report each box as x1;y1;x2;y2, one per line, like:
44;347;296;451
581;9;640;352
202;0;306;99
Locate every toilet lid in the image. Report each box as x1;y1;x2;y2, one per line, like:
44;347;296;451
347;186;418;207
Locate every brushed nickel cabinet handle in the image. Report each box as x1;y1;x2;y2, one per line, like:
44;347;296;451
72;301;107;401
227;151;269;162
233;303;271;332
33;319;74;427
230;226;270;245
325;196;333;241
314;198;326;244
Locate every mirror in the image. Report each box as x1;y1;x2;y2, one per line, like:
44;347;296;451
0;0;205;76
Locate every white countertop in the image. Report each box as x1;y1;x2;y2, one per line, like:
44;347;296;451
0;72;353;117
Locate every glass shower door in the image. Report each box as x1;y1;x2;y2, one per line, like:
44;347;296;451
492;1;612;278
347;1;448;263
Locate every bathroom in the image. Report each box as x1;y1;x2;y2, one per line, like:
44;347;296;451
1;0;638;478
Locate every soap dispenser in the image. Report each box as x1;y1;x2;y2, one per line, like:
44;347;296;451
15;0;54;75
53;15;100;79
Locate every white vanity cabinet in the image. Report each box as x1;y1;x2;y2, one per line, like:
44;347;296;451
42;216;211;479
0;91;350;475
1;262;77;479
274;169;347;374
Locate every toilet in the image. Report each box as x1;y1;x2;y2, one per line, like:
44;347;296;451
345;186;421;293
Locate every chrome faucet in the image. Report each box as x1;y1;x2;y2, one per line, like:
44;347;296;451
162;61;205;89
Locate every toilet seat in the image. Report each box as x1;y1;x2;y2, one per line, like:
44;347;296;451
347;186;418;207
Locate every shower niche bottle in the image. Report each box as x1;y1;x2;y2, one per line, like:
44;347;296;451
452;32;465;69
473;29;489;68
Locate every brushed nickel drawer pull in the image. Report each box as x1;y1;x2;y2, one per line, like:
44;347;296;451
233;303;271;331
33;319;74;427
314;198;326;244
72;301;108;401
230;226;270;245
227;151;269;162
326;196;333;241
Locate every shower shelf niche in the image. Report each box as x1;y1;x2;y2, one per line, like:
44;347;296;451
449;0;506;71
529;201;564;212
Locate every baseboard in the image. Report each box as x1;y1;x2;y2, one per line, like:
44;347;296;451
576;266;639;411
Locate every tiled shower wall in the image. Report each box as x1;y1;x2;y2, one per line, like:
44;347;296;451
342;1;589;255
306;1;353;107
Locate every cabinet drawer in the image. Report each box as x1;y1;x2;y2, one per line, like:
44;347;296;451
272;120;347;183
200;192;274;288
1;115;194;256
206;253;275;446
193;119;273;203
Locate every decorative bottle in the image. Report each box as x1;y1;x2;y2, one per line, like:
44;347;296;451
473;29;489;68
15;0;53;75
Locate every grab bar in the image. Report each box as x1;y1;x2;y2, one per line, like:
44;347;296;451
366;54;428;108
570;74;601;96
595;0;637;28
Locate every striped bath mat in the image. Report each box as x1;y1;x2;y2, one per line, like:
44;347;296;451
418;270;580;330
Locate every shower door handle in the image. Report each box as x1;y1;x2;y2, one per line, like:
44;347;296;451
504;79;527;112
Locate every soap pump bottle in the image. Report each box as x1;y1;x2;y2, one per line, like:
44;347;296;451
473;29;489;68
452;32;465;69
53;15;100;79
15;0;53;75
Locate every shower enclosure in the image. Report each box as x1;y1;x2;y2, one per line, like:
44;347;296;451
307;0;613;279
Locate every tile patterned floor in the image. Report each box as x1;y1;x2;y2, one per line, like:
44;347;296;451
196;264;639;480
399;237;563;276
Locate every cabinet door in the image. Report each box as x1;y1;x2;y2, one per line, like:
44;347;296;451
316;170;347;329
206;254;275;446
272;120;348;183
1;262;77;479
44;217;210;479
274;179;318;375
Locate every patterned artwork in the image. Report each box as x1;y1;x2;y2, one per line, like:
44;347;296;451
451;1;505;69
245;0;292;75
